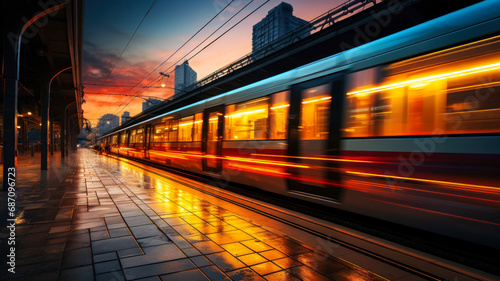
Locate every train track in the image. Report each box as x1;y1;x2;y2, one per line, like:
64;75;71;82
101;151;500;278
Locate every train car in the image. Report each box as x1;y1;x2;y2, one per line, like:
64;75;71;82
100;1;500;249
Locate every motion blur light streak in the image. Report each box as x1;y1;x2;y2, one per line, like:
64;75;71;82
301;96;331;104
224;108;266;118
226;156;310;168
227;163;289;176
251;153;376;163
347;180;500;204
346;171;500;194
347;60;500;96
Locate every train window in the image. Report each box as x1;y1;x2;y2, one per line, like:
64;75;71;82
153;124;165;142
344;35;500;137
120;132;128;145
300;85;331;140
269;91;290;139
165;120;178;142
111;135;118;145
179;116;194;142
444;72;500;134
136;128;144;144
130;130;137;143
193;113;203;141
225;97;269;140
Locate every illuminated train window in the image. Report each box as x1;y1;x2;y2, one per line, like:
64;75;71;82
344;35;500;137
225;97;269;140
300;85;331;140
130;130;137;143
120;132;128;145
152;124;165;143
178;116;194;142
135;129;144;144
193;113;203;142
164;120;178;142
270;91;290;140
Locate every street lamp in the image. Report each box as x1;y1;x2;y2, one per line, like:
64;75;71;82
159;72;169;87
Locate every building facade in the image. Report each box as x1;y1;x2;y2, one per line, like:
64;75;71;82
97;114;119;136
174;61;197;96
252;2;310;58
121;111;131;125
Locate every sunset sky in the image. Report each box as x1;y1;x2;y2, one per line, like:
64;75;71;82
82;0;345;125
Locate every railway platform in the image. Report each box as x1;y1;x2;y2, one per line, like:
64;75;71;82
0;149;496;281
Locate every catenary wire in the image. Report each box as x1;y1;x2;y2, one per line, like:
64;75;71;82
113;0;271;117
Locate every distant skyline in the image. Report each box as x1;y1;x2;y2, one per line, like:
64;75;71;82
82;0;344;123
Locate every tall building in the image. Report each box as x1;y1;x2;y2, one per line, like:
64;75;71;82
142;98;163;112
97;114;119;135
121;111;131;125
174;61;197;96
252;2;310;58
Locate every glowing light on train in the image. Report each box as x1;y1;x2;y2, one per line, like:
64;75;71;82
225;108;266;118
251;153;376;163
347;61;500;96
346;171;500;194
226;156;310;168
270;104;290;110
301;96;331;104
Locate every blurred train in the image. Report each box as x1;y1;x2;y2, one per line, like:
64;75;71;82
99;1;500;249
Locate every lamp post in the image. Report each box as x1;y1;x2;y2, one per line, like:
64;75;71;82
41;66;72;169
2;3;67;190
159;72;169;88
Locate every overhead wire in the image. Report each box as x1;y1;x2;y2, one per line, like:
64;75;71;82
91;0;158;117
108;0;236;115
113;0;272;117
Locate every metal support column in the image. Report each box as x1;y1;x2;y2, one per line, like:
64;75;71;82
41;78;49;170
61;116;66;158
2;39;19;191
2;3;66;190
50;119;54;156
66;118;70;156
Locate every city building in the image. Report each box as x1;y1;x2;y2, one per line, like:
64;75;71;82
142;98;163;112
97;114;119;135
252;2;310;58
121;111;131;125
174;61;197;96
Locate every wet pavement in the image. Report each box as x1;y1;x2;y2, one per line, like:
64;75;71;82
0;149;384;280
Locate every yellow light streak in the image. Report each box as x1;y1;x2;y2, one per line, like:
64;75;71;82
227;163;290;176
251;153;375;163
271;104;290;110
302;96;331;104
179;122;193;127
225;108;266;118
226;156;310;168
149;151;188;160
346;171;500;194
347;61;500;96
